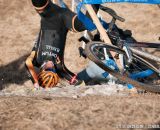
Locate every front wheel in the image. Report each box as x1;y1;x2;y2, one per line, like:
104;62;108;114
85;42;160;93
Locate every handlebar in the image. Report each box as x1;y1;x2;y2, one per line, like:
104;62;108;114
99;5;125;22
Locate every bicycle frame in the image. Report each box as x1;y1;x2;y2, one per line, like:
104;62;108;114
56;0;160;92
78;2;160;64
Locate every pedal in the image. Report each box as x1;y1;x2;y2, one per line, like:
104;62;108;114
78;36;90;44
79;47;87;59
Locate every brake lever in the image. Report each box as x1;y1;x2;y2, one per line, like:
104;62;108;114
78;36;90;43
100;5;125;22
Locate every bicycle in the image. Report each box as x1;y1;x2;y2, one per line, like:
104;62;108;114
78;5;160;93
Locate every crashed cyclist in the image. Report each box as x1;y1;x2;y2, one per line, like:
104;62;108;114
26;0;116;88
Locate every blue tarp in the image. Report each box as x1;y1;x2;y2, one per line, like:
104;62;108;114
82;0;160;4
76;0;160;31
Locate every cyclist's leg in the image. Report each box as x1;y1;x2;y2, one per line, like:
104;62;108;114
77;60;117;84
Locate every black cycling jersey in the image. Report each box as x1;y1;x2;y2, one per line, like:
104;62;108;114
26;0;86;84
32;0;85;67
27;1;114;86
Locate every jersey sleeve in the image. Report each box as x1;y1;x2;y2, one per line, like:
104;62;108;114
25;51;39;84
26;32;42;85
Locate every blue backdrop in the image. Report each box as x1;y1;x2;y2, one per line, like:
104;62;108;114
82;0;160;4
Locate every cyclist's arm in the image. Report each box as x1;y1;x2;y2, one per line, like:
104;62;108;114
25;33;40;87
25;51;39;88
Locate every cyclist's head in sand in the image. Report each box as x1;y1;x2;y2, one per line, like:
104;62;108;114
38;61;59;88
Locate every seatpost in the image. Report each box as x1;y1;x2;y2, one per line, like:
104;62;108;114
123;43;133;66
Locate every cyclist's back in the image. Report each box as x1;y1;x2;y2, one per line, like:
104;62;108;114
32;0;85;66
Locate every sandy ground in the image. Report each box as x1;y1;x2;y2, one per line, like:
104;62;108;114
0;0;160;129
0;95;160;130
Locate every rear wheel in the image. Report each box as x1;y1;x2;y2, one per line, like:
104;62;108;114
85;42;160;93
